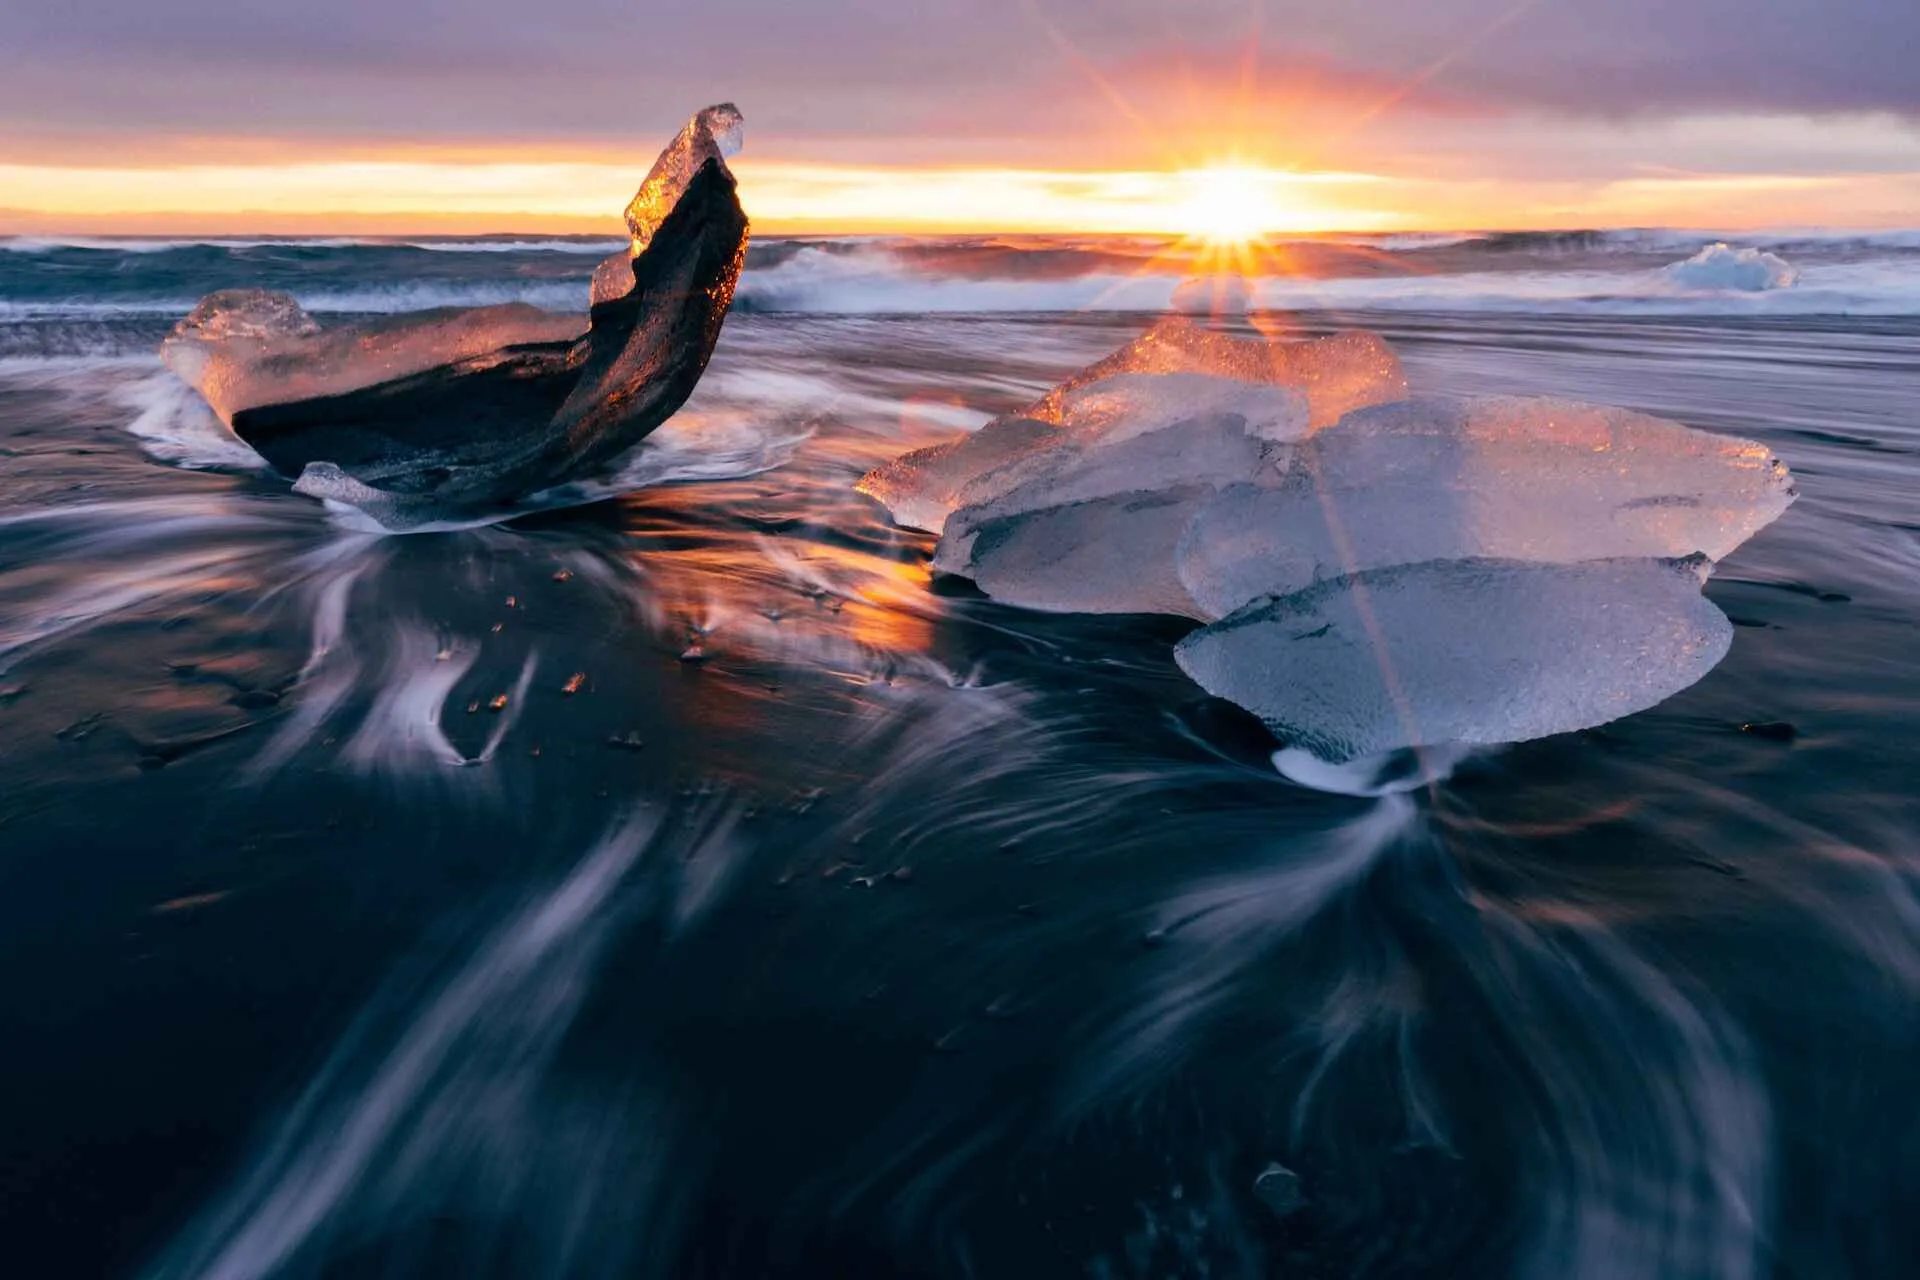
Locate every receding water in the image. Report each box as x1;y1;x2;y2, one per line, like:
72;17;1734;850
2;239;1918;1278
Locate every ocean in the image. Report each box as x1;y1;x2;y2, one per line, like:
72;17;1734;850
2;230;1918;1279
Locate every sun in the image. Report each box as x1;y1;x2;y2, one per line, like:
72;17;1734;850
1174;164;1283;245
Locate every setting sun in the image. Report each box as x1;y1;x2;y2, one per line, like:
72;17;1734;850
1175;164;1290;243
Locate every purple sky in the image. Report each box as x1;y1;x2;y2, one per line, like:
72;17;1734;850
4;0;1916;231
4;0;1916;155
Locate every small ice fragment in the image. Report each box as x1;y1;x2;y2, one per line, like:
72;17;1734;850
1175;556;1732;762
1664;243;1797;292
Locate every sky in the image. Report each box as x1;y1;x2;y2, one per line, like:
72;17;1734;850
2;0;1917;234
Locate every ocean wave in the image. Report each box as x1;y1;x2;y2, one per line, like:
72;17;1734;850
4;232;1916;321
0;236;375;254
735;247;1920;316
0;281;591;318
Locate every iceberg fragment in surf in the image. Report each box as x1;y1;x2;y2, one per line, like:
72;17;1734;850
160;104;750;530
1664;242;1798;292
859;316;1795;763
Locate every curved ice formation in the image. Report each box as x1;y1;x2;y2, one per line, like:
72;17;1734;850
160;104;750;530
1664;243;1798;292
859;320;1796;763
1174;556;1733;763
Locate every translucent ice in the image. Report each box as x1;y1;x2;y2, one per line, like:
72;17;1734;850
1175;396;1797;619
1174;556;1733;763
1023;316;1406;431
928;381;1306;613
592;103;745;307
161;295;583;423
855;322;1393;535
857;416;1061;535
1664;243;1798;292
862;319;1797;764
159;104;750;530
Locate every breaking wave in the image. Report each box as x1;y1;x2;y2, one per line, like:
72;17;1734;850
3;231;1916;320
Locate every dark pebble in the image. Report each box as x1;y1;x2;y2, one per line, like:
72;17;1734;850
1253;1162;1305;1219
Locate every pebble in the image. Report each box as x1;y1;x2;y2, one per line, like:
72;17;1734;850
1253;1163;1305;1219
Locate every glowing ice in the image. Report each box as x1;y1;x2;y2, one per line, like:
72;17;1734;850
591;103;745;306
1022;316;1406;431
161;296;582;423
856;320;1401;536
861;318;1796;763
160;104;750;530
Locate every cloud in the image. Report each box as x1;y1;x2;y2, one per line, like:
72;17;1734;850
1;0;1916;163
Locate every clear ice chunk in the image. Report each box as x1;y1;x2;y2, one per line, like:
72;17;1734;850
855;323;1388;535
951;485;1221;618
592;103;745;307
931;408;1294;614
1176;395;1797;619
862;319;1798;764
1021;316;1406;431
926;376;1311;612
854;416;1062;535
1173;556;1734;762
1051;373;1309;446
